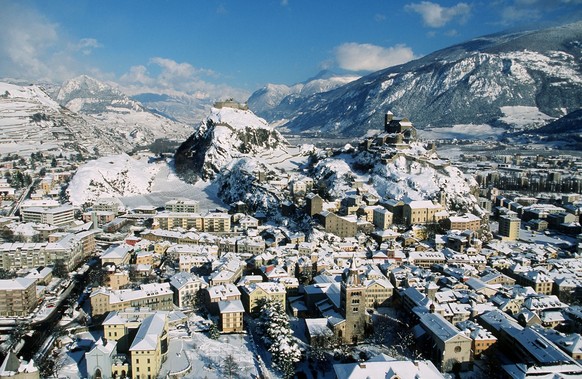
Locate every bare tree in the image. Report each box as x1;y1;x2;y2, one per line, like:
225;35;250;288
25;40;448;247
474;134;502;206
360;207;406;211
223;354;239;379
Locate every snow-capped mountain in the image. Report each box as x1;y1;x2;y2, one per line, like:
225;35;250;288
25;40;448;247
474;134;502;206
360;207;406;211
174;103;289;180
247;70;359;123
0;81;123;156
131;92;210;126
56;75;192;148
271;22;582;137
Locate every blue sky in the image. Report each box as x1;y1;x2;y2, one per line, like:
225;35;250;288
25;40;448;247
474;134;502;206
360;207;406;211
1;0;581;100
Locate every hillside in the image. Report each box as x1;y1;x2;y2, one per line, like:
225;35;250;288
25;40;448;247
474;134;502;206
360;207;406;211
247;70;359;123
174;104;291;181
0;81;121;156
264;22;582;137
56;75;192;149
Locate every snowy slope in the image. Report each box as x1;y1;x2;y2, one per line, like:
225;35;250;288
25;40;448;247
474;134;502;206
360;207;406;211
174;106;289;180
0;81;122;155
313;142;480;213
66;153;160;206
56;75;192;148
274;22;582;137
248;71;359;122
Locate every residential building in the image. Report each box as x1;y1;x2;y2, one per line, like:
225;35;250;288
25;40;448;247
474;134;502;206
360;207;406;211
129;313;169;379
165;199;200;213
498;214;520;240
372;208;393;230
90;283;174;317
169;271;207;308
218;300;244;333
20;204;75;227
446;214;481;231
240;282;286;314
0;278;36;317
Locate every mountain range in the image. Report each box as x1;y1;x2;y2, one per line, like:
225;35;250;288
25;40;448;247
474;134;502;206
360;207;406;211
0;76;192;156
249;22;582;138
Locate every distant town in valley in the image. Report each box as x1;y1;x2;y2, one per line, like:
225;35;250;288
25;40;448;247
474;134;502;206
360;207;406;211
0;17;581;379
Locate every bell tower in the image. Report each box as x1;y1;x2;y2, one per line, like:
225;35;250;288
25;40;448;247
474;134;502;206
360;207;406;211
340;257;366;344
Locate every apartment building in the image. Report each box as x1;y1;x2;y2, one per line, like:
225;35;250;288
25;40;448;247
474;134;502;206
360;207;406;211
154;212;230;232
0;278;36;317
90;283;174;317
164;199;200;213
130;313;169;379
446;214;482;231
498;214;521;241
218;300;244;333
240;282;286;314
21;204;76;227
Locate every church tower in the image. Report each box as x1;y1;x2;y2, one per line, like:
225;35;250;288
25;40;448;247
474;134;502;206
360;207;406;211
340;257;366;344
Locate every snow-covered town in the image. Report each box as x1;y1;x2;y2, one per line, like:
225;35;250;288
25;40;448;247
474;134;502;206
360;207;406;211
0;93;580;379
1;5;582;378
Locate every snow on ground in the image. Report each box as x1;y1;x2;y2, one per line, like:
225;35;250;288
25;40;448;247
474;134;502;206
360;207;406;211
179;332;260;379
68;154;226;210
418;124;505;140
499;106;554;130
120;164;226;210
67;153;160;206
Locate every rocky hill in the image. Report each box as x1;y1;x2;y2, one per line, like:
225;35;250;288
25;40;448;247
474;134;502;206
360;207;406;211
174;104;290;181
262;22;582;137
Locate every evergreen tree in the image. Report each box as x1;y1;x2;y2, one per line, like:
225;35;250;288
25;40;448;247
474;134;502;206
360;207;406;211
208;322;220;339
258;299;301;379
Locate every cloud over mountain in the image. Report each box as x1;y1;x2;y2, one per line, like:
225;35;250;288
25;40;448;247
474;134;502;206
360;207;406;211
334;43;418;71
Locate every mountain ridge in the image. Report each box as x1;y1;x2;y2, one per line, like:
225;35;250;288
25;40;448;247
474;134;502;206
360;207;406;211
252;21;582;137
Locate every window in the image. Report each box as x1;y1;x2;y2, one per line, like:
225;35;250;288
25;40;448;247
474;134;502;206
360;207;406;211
454;346;462;353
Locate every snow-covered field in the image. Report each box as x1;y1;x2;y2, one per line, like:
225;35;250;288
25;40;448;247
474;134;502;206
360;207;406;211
67;154;225;209
418;124;505;140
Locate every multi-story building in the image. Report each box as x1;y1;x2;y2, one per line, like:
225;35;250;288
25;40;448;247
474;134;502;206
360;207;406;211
446;214;482;231
90;283;174;317
130;313;169;379
0;278;36;317
372;208;393;230
318;211;357;238
21;204;75;227
0;234;87;272
305;193;323;216
169;272;207;308
218;300;244;333
154;212;231;232
403;200;446;226
419;312;473;372
240;282;286;314
498;214;520;240
164;199;200;213
82;211;116;227
100;309;170;379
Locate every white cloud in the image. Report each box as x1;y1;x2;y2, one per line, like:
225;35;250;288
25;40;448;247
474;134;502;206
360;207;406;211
118;57;249;102
0;3;105;82
405;1;471;28
73;38;103;55
334;43;417;71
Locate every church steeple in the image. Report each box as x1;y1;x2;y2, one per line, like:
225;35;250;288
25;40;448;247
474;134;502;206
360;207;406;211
344;256;361;286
